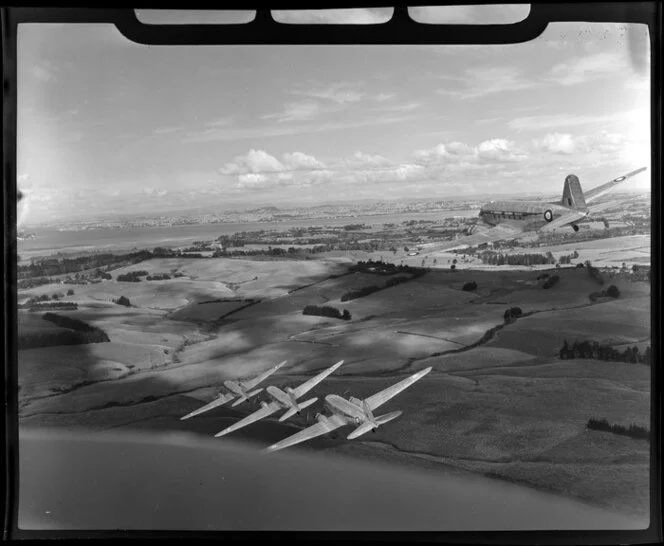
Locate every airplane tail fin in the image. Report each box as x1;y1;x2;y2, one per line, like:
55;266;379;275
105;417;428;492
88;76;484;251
561;174;588;211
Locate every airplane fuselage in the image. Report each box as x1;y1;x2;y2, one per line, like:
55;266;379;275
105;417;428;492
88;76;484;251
266;385;295;408
324;394;366;424
478;200;579;232
223;380;246;397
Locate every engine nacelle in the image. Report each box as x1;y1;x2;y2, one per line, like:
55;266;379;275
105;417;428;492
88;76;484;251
285;387;294;395
544;209;553;222
316;413;327;424
571;224;579;232
260;400;268;408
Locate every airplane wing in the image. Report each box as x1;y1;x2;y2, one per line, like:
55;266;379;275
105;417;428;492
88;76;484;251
584;167;647;203
265;413;349;452
214;401;281;437
538;210;589;232
292;360;344;399
180;393;236;420
420;224;523;254
242;360;288;391
364;366;432;412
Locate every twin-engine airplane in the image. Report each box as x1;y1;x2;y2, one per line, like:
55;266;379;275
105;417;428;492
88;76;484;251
214;360;344;437
266;366;432;452
421;167;647;254
180;360;288;421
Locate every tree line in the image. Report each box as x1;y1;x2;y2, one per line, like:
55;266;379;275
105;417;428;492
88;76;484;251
559;339;651;365
478;251;557;266
18;312;110;350
587;418;649;441
303;305;351;321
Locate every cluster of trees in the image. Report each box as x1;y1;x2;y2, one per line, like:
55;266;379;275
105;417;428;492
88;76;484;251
343;224;368;231
20;301;78;311
17;247;193;281
17;250;154;279
349;260;427;278
22;289;74;306
17;277;53;290
462;281;478;291
478;251;556;266
146;273;171;281
340;275;412;302
586;418;649;441
542;275;560;289
18;312;110;350
589;285;620;301
536;224;648;245
504;307;523;323
113;296;131;307
303;305;351;321
557;250;580;265
117;270;149;282
559;339;651;365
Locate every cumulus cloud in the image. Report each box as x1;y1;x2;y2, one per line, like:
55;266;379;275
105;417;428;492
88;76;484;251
413;139;500;165
533;133;575;155
283;151;326;170
237;173;269;188
220;149;285;176
477;139;527;162
347;151;393;168
413;143;453;164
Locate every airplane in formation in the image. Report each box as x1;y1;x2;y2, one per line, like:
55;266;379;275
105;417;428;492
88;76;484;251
266;366;433;452
420;167;648;254
214;360;345;437
180;360;288;420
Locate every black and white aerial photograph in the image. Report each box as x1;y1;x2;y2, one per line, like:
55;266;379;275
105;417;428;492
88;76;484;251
11;5;655;535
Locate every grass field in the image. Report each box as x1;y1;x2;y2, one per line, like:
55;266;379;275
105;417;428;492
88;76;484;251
17;251;651;521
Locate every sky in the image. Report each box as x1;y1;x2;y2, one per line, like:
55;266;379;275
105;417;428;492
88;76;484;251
17;7;651;225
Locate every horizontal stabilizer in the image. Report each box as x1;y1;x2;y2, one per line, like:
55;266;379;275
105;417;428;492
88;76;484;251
231;395;248;408
376;410;402;425
279;397;318;422
539;211;587;232
298;397;318;411
246;388;263;399
347;422;376;440
347;411;402;439
279;408;298;422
